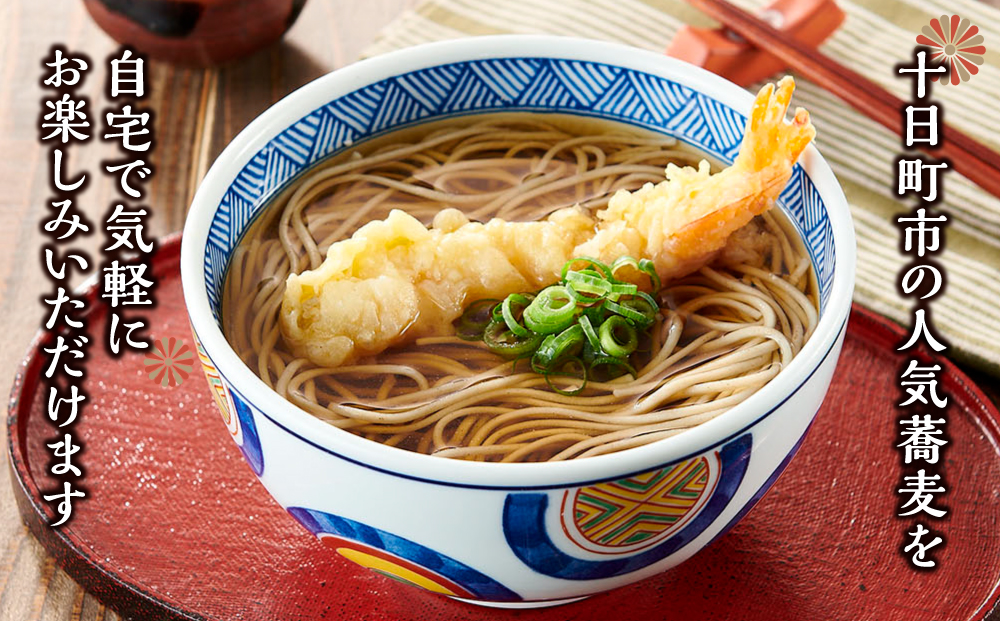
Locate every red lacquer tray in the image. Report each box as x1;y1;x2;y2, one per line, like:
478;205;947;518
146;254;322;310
8;236;1000;621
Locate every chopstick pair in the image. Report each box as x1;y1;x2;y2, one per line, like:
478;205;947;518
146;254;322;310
684;0;1000;201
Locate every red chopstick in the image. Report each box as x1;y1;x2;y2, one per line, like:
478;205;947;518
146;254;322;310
685;0;1000;201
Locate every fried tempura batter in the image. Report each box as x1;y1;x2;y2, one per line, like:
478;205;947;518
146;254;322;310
280;77;815;367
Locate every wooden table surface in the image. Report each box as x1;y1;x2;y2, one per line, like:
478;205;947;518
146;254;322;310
0;1;997;620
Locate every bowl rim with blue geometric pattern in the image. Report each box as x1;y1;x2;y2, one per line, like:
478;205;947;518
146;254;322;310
180;35;856;489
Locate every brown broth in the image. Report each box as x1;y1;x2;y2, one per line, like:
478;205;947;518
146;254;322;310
222;113;819;462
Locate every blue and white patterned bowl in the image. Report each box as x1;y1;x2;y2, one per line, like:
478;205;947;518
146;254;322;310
181;36;855;607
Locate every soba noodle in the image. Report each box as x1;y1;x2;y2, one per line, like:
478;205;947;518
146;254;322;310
223;113;818;463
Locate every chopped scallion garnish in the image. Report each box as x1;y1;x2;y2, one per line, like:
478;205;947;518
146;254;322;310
452;255;662;392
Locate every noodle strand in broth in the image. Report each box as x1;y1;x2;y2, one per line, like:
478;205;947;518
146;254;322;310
223;113;818;463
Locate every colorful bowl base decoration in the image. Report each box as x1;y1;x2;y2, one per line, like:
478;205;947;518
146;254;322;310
563;453;719;555
195;337;265;475
502;433;750;580
288;507;522;602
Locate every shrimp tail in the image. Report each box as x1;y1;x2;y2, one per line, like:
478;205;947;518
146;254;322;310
280;78;818;368
739;77;816;173
640;76;815;277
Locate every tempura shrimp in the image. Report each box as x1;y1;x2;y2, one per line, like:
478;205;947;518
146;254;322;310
280;77;815;368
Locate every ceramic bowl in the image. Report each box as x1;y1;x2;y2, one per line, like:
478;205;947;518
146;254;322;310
180;35;855;607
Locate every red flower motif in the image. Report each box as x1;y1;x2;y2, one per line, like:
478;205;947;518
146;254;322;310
144;337;194;388
917;15;986;86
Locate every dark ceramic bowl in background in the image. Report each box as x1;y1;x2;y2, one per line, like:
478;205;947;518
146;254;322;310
84;0;307;65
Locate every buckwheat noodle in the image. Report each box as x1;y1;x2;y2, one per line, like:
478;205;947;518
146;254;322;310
222;113;818;463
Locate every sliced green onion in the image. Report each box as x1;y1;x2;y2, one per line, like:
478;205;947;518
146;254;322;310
533;324;584;368
565;271;612;296
619;292;659;328
501;294;533;337
607;282;638;301
483;320;543;358
582;303;608;326
455;327;486;341
544;356;588;396
567;286;604;306
610;282;638;295
510;354;532;374
530;340;553;374
524;286;577;334
454;255;661;392
493;292;532;322
454;298;499;340
599;316;638;357
575;268;608;281
589;356;637;381
611;255;660;293
560;256;612;281
610;256;639;280
638;258;661;293
604;299;648;326
579;315;601;352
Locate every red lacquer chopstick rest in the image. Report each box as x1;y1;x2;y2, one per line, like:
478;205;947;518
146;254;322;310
667;0;845;86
